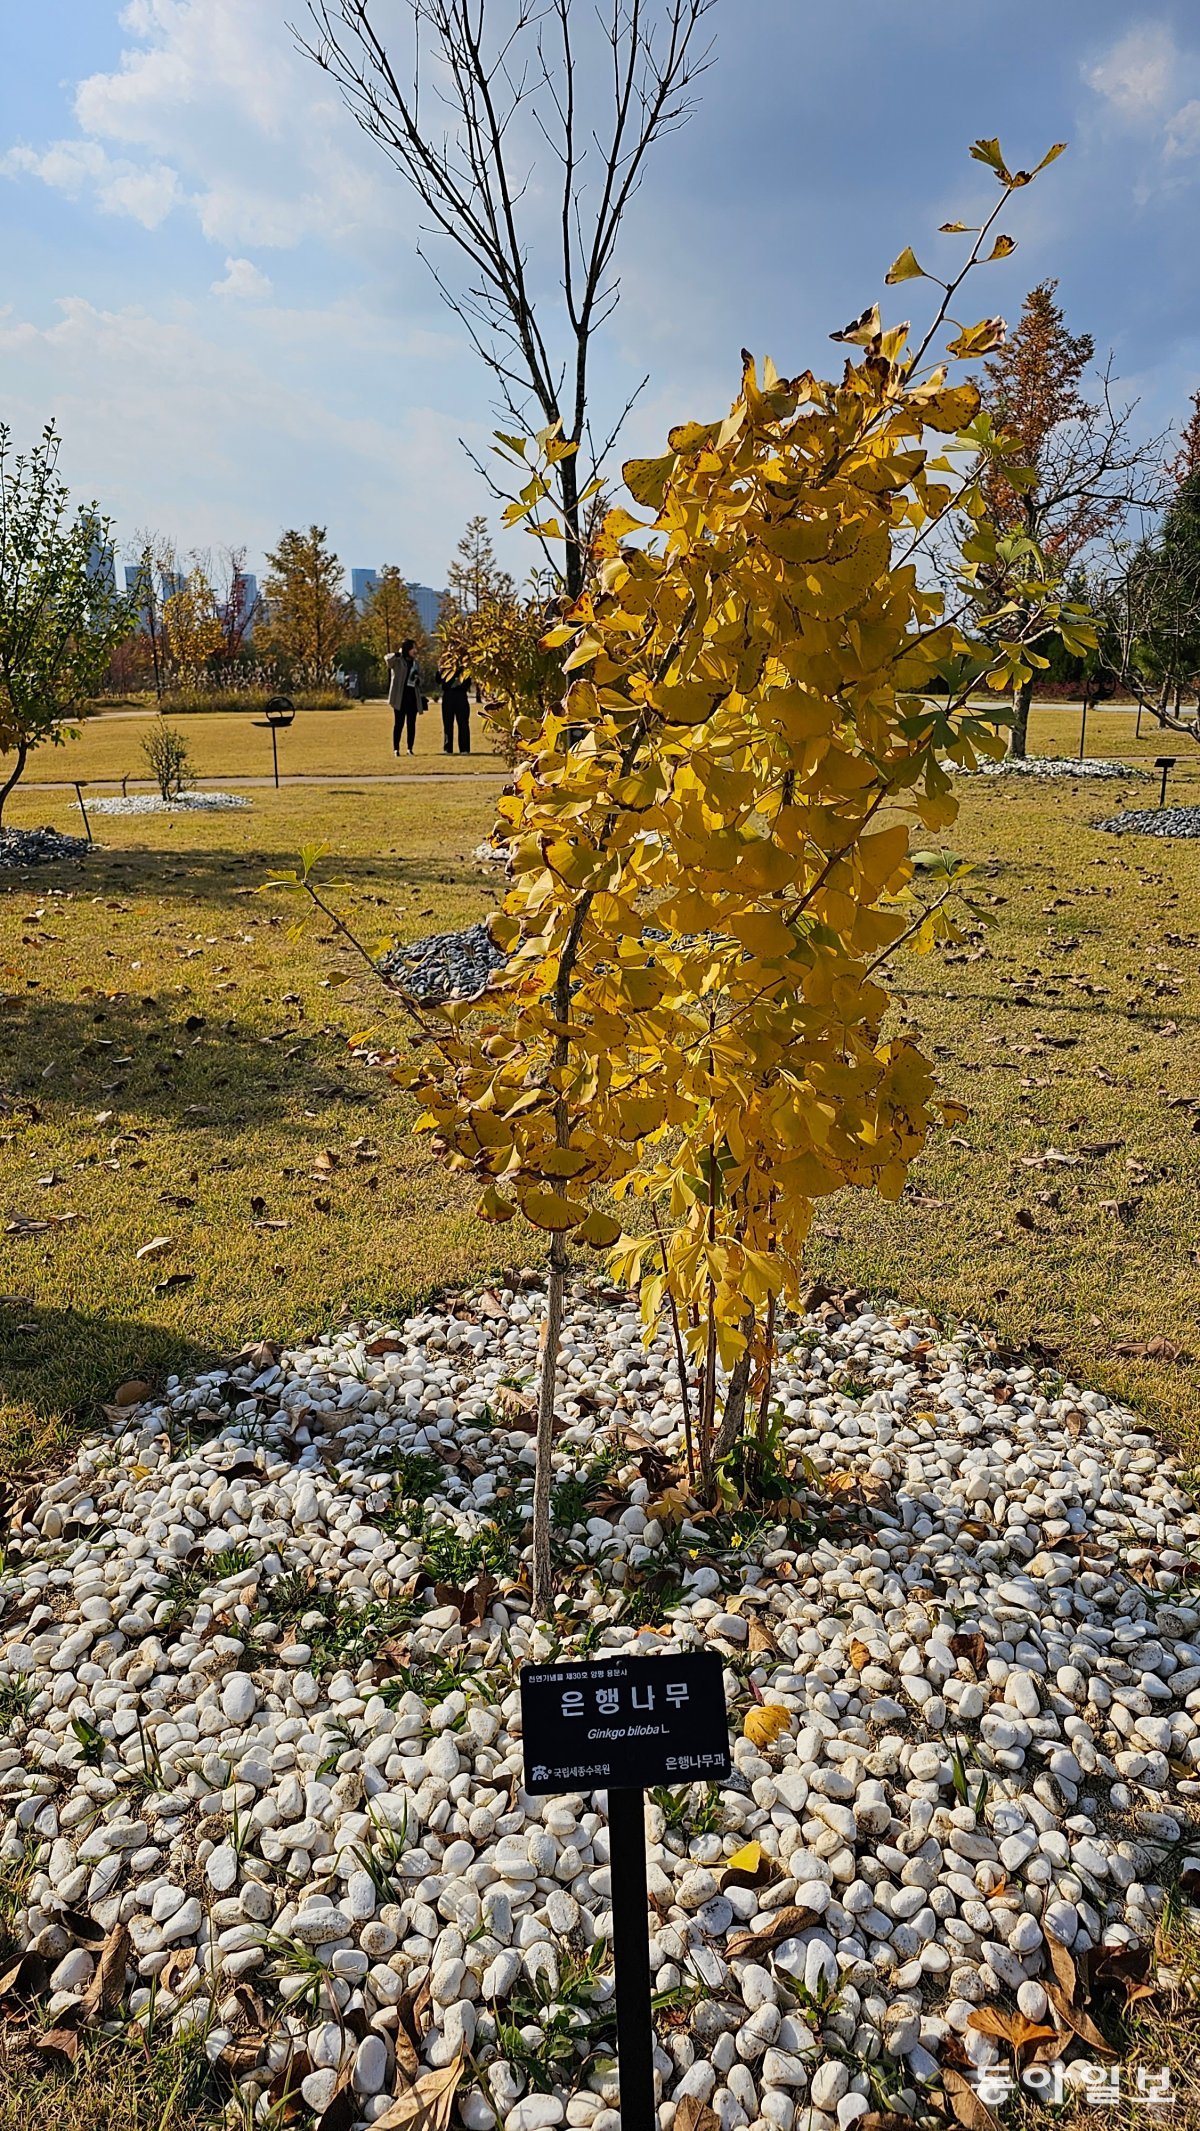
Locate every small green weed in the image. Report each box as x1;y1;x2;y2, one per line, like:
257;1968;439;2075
617;1568;684;1627
494;1942;613;2094
265;1573;419;1670
70;1713;108;1766
0;1678;35;1731
949;1734;989;1814
551;1452;617;1536
351;1803;410;1906
649;1784;728;1839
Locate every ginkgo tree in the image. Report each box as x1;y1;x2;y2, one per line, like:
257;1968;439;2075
313;141;1091;1616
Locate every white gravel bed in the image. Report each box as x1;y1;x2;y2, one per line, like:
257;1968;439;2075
3;1284;1199;2129
87;792;252;816
952;756;1141;781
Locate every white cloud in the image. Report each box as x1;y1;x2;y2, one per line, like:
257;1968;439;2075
0;292;488;581
6;0;395;250
1083;23;1177;120
2;138;180;227
211;256;273;300
1166;99;1200;160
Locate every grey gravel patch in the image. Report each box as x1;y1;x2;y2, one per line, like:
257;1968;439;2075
954;755;1140;780
0;825;90;869
378;917;506;1001
89;791;251;816
1098;806;1200;837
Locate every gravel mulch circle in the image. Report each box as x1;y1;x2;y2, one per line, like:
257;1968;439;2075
955;756;1141;781
88;792;252;816
379;918;507;1001
1098;807;1200;839
0;825;90;869
3;1283;1199;2127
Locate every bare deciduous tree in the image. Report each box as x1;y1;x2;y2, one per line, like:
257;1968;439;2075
297;0;716;596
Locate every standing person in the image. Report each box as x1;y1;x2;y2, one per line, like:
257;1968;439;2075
440;667;472;755
385;639;424;755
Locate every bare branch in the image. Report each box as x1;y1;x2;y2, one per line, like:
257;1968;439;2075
294;0;717;594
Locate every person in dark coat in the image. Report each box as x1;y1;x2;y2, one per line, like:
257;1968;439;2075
386;640;424;755
440;668;472;754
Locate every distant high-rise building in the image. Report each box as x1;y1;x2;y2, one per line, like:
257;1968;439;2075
233;571;259;638
86;535;115;589
407;582;446;636
160;568;187;602
352;567;380;610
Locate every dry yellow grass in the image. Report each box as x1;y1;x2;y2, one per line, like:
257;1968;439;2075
8;697;503;792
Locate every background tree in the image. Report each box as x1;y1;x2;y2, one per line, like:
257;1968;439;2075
437;581;562;761
0;423;138;824
444;514;513;615
1092;398;1200;727
261;526;353;669
976;278;1163;756
361;565;428;660
299;0;715;597
162;562;225;668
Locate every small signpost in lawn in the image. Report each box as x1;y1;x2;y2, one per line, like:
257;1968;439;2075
1156;756;1178;808
520;1653;731;2131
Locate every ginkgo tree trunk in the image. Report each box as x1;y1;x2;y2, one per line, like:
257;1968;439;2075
396;138;1092;1617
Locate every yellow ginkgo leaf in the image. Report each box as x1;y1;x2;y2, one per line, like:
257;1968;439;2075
743;1704;792;1749
722;1839;781;1889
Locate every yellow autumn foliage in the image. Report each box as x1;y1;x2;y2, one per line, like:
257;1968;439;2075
395;143;1092;1488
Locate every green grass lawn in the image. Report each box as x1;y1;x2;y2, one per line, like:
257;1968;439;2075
3;735;1200;1480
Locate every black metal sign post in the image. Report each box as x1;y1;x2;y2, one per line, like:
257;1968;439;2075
254;697;295;790
1156;756;1177;808
520;1652;730;2131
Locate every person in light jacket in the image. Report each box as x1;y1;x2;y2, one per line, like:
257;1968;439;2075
386;640;424;755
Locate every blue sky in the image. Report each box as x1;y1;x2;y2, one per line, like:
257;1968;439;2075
2;2;1199;589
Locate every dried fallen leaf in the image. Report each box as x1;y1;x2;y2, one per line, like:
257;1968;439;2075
673;2100;720;2131
726;1903;825;1961
83;1921;130;2018
949;1630;987;1670
943;2067;1002;2131
373;2051;464;2130
1045;1979;1114;2054
110;1378;150;1407
135;1234;174;1261
747;1616;780;1660
1088;1940;1158;2009
848;1637;872;1670
1112;1335;1193;1364
37;2021;83;2062
1045;1932;1077;2000
968;2005;1056;2054
315;2066;359;2131
493;1382;537;1425
432;1569;498;1629
393;1980;433;2082
0;1949;47;2001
